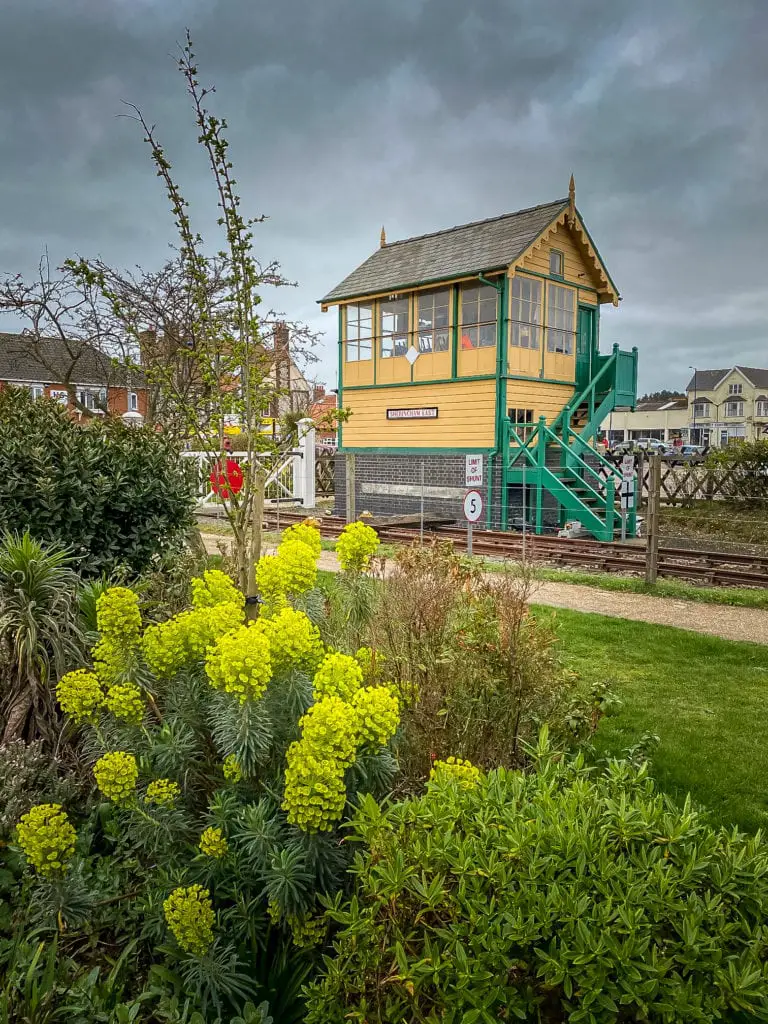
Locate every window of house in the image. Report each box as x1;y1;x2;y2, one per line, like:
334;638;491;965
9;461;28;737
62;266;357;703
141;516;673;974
549;250;564;278
76;388;106;410
692;400;710;418
129;391;138;412
380;297;409;358
459;283;497;349
728;382;743;395
345;303;373;362
28;385;44;400
416;289;450;353
546;283;575;354
756;397;768;417
510;276;542;349
725;400;744;418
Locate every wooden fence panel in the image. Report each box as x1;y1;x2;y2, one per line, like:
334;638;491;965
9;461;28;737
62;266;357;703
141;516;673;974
315;451;335;496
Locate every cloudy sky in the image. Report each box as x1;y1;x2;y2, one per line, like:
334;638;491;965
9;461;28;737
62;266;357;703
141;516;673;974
0;0;766;393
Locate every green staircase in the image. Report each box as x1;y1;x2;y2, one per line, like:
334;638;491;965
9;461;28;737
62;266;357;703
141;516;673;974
504;344;638;541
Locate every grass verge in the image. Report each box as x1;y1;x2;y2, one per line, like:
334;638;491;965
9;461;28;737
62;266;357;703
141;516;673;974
541;606;768;832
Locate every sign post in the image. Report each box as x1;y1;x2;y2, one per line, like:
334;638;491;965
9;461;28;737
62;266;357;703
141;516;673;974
620;454;635;542
463;488;483;555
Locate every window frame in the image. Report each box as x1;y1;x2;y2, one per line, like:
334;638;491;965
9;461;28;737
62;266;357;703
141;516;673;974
344;302;374;363
509;275;543;350
692;400;711;418
415;288;450;354
129;391;138;412
459;282;498;350
28;385;45;401
549;249;564;278
545;282;576;355
728;382;743;395
756;399;768;417
724;400;744;418
379;296;410;359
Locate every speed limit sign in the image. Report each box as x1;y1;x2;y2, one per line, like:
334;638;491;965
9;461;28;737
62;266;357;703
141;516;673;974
463;489;483;522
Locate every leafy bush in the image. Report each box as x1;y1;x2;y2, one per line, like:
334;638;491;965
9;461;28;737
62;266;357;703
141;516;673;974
5;523;400;1021
353;542;590;782
307;732;768;1023
0;387;194;575
706;439;768;505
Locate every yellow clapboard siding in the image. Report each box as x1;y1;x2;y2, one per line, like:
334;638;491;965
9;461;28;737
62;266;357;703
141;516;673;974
579;289;597;305
343;380;496;448
506;380;575;423
521;221;603;292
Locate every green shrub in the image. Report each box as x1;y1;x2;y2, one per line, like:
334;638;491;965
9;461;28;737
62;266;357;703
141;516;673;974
307;732;768;1023
0;387;194;575
706;439;768;505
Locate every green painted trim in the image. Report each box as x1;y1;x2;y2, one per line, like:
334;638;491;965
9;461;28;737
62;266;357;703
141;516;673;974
504;373;576;387
498;277;509;529
344;374;496;391
514;267;599;294
339;446;495;454
451;285;459;380
337;307;344;449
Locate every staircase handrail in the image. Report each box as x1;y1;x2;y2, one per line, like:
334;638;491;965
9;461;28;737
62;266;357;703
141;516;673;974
563;425;622;481
551;344;619;435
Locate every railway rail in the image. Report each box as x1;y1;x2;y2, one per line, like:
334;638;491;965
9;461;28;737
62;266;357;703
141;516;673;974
201;509;768;590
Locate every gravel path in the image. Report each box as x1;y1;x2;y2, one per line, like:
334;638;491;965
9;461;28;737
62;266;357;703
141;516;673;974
200;534;768;645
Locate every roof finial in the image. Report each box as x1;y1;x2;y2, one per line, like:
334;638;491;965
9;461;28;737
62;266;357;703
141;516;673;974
380;225;386;248
567;174;576;226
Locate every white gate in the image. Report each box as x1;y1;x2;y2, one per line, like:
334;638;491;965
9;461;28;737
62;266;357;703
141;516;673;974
182;418;316;511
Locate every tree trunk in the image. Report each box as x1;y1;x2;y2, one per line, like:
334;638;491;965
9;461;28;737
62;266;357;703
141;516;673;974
245;467;266;621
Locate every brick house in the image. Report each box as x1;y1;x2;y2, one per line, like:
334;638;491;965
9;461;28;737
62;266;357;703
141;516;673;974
0;333;147;421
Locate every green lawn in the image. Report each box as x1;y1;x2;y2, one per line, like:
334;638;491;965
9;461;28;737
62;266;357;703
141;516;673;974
540;606;768;832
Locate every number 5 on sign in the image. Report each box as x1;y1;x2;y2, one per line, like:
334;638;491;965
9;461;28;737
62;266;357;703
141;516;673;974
463;489;483;522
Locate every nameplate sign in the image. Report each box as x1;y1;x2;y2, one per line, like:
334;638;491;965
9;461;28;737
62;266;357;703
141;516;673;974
386;407;438;420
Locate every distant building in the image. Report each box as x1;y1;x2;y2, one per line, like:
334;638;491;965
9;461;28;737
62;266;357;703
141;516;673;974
602;397;688;444
308;386;338;447
0;333;147;422
686;366;768;446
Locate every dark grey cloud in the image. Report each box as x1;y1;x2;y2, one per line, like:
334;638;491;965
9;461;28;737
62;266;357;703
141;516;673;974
1;0;766;390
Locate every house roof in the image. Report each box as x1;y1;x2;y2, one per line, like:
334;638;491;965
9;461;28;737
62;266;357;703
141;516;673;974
686;366;768;391
321;198;578;303
0;333;144;388
636;397;688;412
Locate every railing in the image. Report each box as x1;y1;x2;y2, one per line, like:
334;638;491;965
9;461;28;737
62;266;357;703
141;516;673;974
552;344;638;439
181;419;317;510
505;417;618;539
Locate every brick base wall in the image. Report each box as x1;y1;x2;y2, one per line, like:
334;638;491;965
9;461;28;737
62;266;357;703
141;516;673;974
333;451;496;525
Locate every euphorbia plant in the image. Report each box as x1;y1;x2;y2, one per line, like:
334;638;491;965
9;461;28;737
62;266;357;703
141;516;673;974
12;523;401;1019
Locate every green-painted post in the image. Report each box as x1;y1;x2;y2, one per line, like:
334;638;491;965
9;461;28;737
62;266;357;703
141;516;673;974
451;286;459;380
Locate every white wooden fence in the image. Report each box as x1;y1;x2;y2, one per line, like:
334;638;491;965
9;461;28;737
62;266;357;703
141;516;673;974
182;418;316;511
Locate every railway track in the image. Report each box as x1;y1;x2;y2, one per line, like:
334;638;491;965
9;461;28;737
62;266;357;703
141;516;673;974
202;509;768;590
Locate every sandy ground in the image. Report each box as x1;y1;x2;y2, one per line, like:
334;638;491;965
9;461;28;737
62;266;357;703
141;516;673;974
200;533;768;646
